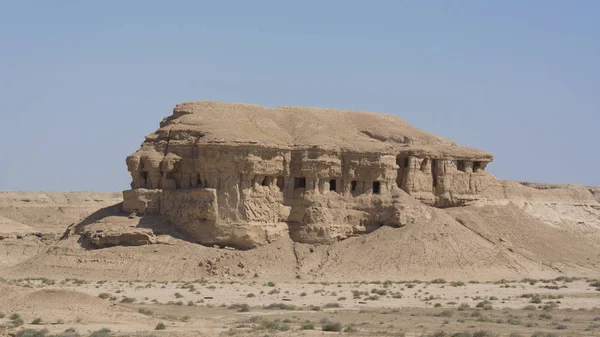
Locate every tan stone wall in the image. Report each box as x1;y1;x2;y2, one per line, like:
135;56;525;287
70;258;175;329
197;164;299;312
123;144;494;249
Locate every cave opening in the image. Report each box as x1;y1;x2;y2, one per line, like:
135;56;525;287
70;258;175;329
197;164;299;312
373;181;381;194
294;177;306;189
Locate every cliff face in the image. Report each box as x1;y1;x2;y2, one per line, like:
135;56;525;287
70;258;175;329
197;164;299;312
123;101;495;249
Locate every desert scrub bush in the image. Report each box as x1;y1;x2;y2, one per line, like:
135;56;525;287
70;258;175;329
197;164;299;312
507;317;522;325
310;305;322;311
451;281;466;287
57;327;82;337
15;329;48;337
10;315;24;327
66;278;88;286
530;332;558;337
430;278;446;284
344;325;357;332
120;297;136;303
264;303;295;310
174;292;183;298
322;321;342;332
228;303;251;312
267;288;280;295
449;333;472;337
352;290;367;298
155;322;166;330
301;322;315;330
530;296;542;304
88;328;111;337
371;288;387;296
472;331;497;337
31;317;43;324
457;303;471;311
324;302;340;308
521;278;538;285
435;310;453;317
97;293;111;300
138;308;153;315
476;300;492;308
300;291;307;296
258;320;290;331
523;305;537;310
265;281;275;287
246;293;255;297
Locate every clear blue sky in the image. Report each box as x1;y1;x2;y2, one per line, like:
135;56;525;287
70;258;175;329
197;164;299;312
1;1;598;191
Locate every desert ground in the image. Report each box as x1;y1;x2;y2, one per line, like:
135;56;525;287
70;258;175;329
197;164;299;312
1;276;600;337
1;190;599;337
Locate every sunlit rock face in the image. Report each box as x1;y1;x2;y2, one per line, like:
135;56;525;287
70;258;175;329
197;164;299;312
123;101;494;249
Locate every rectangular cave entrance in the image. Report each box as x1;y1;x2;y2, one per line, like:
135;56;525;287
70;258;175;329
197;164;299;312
373;181;381;194
329;179;337;191
351;181;357;192
294;177;306;189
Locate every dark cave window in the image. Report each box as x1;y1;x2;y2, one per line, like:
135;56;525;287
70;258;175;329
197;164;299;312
420;159;429;172
351;181;357;192
373;181;381;194
329;179;337;191
294;177;306;189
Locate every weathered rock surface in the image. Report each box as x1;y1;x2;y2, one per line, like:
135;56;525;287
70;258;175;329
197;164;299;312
471;181;600;234
0;216;35;238
122;101;495;249
590;186;600;203
82;222;157;248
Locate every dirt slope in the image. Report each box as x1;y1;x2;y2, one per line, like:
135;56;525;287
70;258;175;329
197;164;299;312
295;203;594;281
0;283;143;324
0;191;599;282
0;192;122;234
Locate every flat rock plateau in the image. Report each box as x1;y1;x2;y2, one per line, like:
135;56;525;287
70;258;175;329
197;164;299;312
1;102;599;337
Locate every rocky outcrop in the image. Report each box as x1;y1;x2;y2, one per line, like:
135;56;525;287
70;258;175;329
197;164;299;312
82;222;156;248
589;187;600;203
122;101;495;249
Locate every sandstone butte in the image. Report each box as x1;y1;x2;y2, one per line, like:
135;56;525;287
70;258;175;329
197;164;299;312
1;100;599;282
120;101;499;249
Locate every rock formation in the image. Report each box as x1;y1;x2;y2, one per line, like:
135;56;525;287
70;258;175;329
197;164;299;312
122;101;497;249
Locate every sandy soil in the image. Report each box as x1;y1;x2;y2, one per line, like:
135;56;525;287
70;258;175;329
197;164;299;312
1;192;600;337
1;277;600;336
